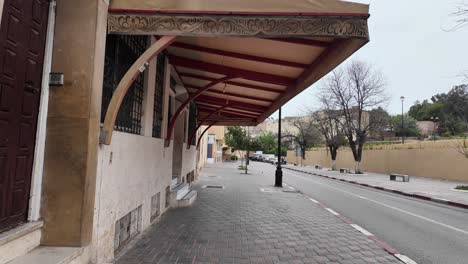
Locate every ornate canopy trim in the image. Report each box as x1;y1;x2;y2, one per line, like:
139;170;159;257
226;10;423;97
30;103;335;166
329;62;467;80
107;13;369;39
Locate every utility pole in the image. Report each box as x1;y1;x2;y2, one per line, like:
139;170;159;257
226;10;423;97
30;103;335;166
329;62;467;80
400;96;405;144
275;108;283;187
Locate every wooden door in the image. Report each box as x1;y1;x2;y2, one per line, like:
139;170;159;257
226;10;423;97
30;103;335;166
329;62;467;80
0;0;49;231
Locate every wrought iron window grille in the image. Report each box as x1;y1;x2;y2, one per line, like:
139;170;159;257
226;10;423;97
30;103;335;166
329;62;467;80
102;34;147;135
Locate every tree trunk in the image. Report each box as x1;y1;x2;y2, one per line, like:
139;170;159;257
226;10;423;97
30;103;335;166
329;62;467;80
329;145;338;171
349;141;359;162
355;143;363;174
355;161;361;174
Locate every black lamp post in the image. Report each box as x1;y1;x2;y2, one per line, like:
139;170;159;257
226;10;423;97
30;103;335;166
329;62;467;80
275;107;283;187
400;96;405;144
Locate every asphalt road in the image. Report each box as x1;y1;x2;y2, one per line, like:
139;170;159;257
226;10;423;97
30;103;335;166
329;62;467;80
253;162;468;264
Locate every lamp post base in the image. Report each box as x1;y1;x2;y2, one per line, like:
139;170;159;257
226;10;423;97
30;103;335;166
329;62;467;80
275;167;283;187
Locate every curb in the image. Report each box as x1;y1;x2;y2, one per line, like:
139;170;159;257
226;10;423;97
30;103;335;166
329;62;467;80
284;167;468;210
286;181;417;264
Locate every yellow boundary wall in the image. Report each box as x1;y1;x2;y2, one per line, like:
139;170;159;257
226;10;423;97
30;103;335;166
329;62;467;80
286;140;468;182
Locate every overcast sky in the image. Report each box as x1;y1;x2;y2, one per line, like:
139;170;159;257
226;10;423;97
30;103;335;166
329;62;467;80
279;0;468;117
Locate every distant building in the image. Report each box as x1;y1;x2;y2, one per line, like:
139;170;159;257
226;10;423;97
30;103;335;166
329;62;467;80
417;121;438;137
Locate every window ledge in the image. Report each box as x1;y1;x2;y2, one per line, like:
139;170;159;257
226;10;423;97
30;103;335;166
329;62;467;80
0;221;44;247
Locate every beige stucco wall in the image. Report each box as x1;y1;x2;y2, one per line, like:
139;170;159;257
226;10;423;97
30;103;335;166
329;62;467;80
41;0;108;246
92;132;173;263
287;140;468;182
181;143;197;179
197;126;209;172
208;126;225;141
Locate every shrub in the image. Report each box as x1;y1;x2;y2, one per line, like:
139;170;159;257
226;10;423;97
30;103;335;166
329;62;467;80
230;155;238;161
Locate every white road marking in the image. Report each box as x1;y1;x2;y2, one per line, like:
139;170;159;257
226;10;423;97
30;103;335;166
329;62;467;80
395;254;418;264
309;198;319;203
325;208;340;216
350;224;374;236
284;170;468;236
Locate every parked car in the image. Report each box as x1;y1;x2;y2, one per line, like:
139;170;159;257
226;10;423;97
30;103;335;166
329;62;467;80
274;158;287;165
267;157;277;164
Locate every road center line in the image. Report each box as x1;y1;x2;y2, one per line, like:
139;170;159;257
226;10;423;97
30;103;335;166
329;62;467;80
284;170;468;236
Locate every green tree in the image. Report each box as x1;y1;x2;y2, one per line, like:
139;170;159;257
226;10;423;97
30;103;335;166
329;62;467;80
408;85;468;136
408;100;443;121
256;132;277;154
390;115;421;137
225;126;257;173
369;107;391;140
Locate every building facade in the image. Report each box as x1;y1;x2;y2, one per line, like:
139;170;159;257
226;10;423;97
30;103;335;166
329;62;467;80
0;0;369;263
0;1;203;263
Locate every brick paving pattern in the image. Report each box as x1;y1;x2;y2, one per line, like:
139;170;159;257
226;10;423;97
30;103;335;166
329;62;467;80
284;164;468;205
116;163;399;264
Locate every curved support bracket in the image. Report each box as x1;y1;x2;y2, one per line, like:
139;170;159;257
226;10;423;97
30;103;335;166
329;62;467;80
165;76;235;146
100;35;177;145
196;122;217;150
187;104;229;149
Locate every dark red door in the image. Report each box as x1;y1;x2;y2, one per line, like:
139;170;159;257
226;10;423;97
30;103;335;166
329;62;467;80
0;0;49;231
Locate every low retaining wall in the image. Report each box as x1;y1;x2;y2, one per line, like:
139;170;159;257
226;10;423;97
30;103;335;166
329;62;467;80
287;141;468;182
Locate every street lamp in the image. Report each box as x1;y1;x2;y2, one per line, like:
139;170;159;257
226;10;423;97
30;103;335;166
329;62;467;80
275;107;283;187
400;96;405;144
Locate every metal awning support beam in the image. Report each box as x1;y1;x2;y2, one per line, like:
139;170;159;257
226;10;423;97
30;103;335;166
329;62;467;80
196;122;216;150
171;41;309;69
197;105;259;118
165;76;235;145
170;55;295;86
179;72;283;94
100;35;176;145
186;84;274;103
196;95;267;113
187;104;229;149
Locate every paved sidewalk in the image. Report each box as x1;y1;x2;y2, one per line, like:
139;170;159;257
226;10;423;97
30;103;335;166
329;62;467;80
284;165;468;208
115;163;400;264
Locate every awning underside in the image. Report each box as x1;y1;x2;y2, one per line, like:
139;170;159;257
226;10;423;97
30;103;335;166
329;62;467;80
106;0;370;127
169;36;331;125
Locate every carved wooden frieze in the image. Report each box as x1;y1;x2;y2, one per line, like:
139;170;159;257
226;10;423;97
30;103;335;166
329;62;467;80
107;14;369;39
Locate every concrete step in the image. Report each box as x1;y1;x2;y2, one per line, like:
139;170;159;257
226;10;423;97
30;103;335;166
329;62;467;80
171;177;178;189
7;247;83;264
0;221;43;264
171;183;189;200
177;190;197;207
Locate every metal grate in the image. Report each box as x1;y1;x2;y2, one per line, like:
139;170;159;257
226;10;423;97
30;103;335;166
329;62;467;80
152;53;166;138
102;34;147;134
203;185;224;189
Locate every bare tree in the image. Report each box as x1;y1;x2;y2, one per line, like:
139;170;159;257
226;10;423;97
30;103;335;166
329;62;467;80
287;118;322;166
319;61;388;174
449;1;468;31
311;108;345;171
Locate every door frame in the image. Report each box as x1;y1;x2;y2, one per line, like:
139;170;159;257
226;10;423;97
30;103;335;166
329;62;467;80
19;0;56;222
